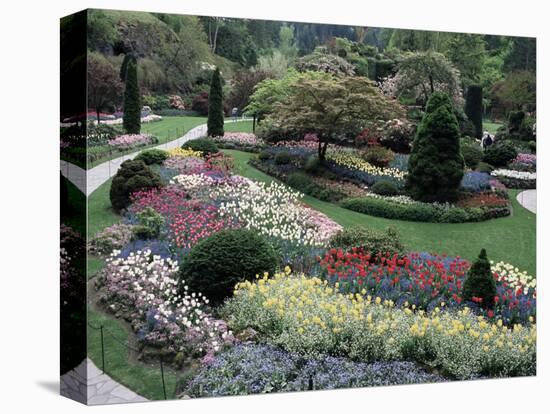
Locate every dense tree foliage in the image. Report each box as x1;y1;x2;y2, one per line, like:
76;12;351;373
465;85;483;138
268;75;405;163
87;52;123;123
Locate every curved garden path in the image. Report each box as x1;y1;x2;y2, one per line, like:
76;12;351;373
516;189;536;214
60;118;250;196
60;358;147;405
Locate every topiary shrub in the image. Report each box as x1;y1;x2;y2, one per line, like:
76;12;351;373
461;145;483;169
371;180;399;196
182;138;219;155
207;68;224;137
407;92;464;202
109;159;162;212
329;227;404;255
274;151;292;165
179;229;278;305
462;249;496;310
482;142;517;167
134;148;169;165
362;146;394;168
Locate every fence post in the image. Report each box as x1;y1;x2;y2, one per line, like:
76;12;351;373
159;355;167;400
100;325;105;374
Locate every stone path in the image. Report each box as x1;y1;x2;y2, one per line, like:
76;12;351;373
516;189;536;214
60;358;148;405
61;118;250;196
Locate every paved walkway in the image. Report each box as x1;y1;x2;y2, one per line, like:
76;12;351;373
60;358;147;405
516;189;536;214
61;118;250;196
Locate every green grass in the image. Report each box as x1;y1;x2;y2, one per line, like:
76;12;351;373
224;149;536;275
223;120;254;133
87;177;120;239
483;120;503;135
88;306;178;400
88;116;207;168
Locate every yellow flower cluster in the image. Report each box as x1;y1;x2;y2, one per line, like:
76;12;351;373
326;149;406;180
228;270;536;378
491;261;536;293
167;147;203;158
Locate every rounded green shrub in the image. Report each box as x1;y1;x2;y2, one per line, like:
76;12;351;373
134;148;169;165
258;150;272;161
462;249;496;310
362;146;394;167
182;138;219;155
304;154;321;173
109;159;162;212
329;227;404;254
371;180;399;196
461;145;483;169
179;229;278;305
476;162;494;173
528;141;536;153
274;151;292;165
483;142;517;167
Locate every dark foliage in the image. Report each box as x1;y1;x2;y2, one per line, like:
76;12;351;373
462;249;497;310
465;85;483;139
122;57;141;134
207;68;224;137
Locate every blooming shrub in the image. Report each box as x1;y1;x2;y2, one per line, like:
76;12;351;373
224;270;536;379
163;156;208;175
108;134;158;150
95;250;234;359
380;118;414;153
90;223;134;255
509;153;536;172
185;344;445;397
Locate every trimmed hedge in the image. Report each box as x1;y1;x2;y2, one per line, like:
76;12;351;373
134;149;169;165
329;227;404;255
182;138;219;155
340;196;510;223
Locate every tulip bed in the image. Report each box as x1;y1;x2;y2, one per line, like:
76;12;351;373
89;137;536;399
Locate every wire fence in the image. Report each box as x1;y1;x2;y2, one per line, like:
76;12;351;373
87;321;170;400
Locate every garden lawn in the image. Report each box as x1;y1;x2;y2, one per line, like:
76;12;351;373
223;120;254;133
224;149;536;275
483;120;503;135
88;306;178;400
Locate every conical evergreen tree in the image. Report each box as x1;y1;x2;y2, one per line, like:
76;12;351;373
123;57;141;134
407;92;464;202
207;68;224;137
465;85;483;139
462;249;497;310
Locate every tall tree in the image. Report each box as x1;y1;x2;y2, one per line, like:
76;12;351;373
407;92;464;202
207;68;224;137
465;85;483;139
268;75;404;163
122;57;141;134
87;53;123;124
504;37;536;73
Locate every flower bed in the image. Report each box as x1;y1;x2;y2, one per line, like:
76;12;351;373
108;134;158;150
317;249;535;325
212;132;264;152
491;169;536;189
509;153;536;172
185;344;444;397
224;270;536;379
95;250;234;362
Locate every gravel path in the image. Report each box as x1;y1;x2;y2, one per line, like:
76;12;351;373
516;189;536;214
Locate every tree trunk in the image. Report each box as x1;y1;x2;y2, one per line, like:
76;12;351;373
318;140;329;164
96;108;101;125
429;74;435;94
